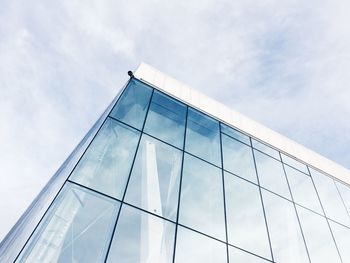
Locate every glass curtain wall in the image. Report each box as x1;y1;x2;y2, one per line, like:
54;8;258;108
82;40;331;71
15;78;350;263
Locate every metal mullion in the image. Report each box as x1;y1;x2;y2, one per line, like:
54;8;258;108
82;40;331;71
333;180;350;219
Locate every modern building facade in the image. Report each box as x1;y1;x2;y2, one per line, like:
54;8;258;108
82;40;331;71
1;63;350;262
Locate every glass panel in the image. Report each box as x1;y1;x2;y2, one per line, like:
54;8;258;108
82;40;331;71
69;118;140;199
144;91;187;148
229;246;270;262
179;154;225;241
222;134;257;183
281;153;308;174
174;226;227;263
285;166;323;214
254;150;291;199
106;205;175;263
251;139;280;160
220;123;250;145
225;172;271;259
335;182;350;216
310;169;350;226
110;79;152;130
124;135;182;221
296;206;341;263
17;183;119;263
329;221;350;263
262;190;309;263
185;108;221;166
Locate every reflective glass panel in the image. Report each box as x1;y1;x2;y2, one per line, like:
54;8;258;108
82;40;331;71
175;226;227;263
220;123;250;145
310;169;350;226
185;108;221;166
125;135;182;221
229;246;270;262
144;91;187;148
285;166;323;214
222;134;257;183
70;118;140;199
225;172;271;259
251;139;280;160
179;154;225;241
297;206;341;263
335;181;350;215
254;150;291;199
106;205;175;263
329;221;350;262
281;153;308;174
17;183;119;263
110;79;152;130
262;190;309;263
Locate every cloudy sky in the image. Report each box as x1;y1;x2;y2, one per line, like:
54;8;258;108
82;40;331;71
1;0;350;241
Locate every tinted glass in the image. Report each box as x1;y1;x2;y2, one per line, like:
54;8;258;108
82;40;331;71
125;135;182;221
220;123;250;145
329;221;350;262
225;172;271;259
285;166;323;214
254;150;291;199
179;154;225;241
110;79;152;130
69;118;140;199
175;226;227;263
297;206;341;263
185;108;221;166
17;183;119;263
281;153;308;174
107;205;175;263
251;139;280;160
262;190;309;263
144;91;187;148
222;134;257;183
229;246;270;262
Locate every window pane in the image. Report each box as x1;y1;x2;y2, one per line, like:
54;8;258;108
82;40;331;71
124;135;182;221
310;169;350;226
175;226;227;263
70;118;140;199
335;181;350;215
225;172;271;259
254;150;291;199
297;206;341;263
229;246;270;262
285;166;323;214
144;91;187;148
220;123;250;145
251;139;280;160
281;153;308;174
262;190;309;263
222;134;257;183
106;205;175;263
17;183;119;263
179;154;225;241
110;79;152;130
185;108;221;166
329;221;350;262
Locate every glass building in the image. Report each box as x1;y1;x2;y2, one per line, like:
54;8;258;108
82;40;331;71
1;63;350;263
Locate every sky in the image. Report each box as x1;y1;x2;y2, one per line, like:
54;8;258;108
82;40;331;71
1;0;350;242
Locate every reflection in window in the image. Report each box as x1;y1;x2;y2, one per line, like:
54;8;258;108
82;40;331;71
335;182;350;216
251;139;280;160
175;226;227;263
262;190;309;263
329;221;350;262
229;246;270;262
222;134;257;183
281;154;308;174
144;91;187;148
16;183;119;263
310;168;350;226
107;205;175;263
225;172;271;259
185;108;221;166
297;206;341;263
254;150;291;199
69;118;140;200
110;79;153;130
179;154;225;241
285;166;323;214
220;123;250;145
124;135;182;221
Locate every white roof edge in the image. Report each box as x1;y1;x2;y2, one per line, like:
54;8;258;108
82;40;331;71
134;62;350;185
